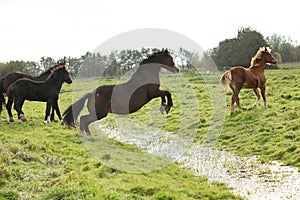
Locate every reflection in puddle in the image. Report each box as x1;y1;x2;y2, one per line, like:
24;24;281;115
95;124;300;200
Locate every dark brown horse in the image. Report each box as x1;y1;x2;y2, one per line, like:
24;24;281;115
63;49;179;135
6;66;72;124
220;47;277;114
0;61;66;120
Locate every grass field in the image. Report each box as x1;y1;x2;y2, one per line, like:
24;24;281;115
0;68;299;199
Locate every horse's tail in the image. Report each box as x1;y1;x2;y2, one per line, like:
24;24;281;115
220;70;232;88
0;77;6;114
62;93;92;127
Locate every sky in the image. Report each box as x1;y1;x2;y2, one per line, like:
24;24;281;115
0;0;299;62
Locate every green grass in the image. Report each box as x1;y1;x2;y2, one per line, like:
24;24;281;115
218;69;300;168
1;68;299;199
0;77;241;199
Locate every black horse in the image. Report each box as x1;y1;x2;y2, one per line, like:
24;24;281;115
63;49;179;135
0;61;67;121
6;66;72;124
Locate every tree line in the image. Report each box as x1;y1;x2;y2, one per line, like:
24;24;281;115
210;27;300;69
0;48;201;78
1;27;300;77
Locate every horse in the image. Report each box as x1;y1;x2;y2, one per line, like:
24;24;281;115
6;66;72;124
0;61;67;121
63;49;180;135
220;46;277;114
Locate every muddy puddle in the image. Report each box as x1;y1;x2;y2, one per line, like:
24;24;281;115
94;124;300;200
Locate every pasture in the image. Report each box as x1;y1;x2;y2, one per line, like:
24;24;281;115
0;68;299;199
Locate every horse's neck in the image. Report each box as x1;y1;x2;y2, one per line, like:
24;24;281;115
130;65;160;84
250;59;266;72
36;71;51;80
48;76;64;91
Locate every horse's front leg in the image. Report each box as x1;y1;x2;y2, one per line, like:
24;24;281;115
260;85;267;108
160;96;167;113
164;91;173;114
44;101;52;125
158;90;173;114
50;107;55;122
52;99;63;124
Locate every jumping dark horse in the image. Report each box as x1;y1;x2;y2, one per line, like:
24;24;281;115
220;47;277;114
6;66;72;124
0;61;67;121
63;49;179;135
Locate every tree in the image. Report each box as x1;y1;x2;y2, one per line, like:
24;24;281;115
40;57;56;70
26;61;42;75
210;27;267;69
0;61;30;77
266;34;300;63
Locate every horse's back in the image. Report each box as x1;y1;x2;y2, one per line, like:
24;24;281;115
9;78;57;101
3;72;33;91
229;66;265;88
225;66;246;81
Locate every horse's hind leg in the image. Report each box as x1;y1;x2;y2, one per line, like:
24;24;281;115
230;84;244;114
6;98;14;122
79;114;99;136
14;99;26;122
253;88;260;108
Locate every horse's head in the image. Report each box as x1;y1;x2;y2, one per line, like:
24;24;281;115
50;62;67;74
52;66;72;84
158;49;180;73
257;47;277;64
140;49;180;73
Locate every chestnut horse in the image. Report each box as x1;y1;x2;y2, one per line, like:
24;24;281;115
63;49;180;135
0;61;66;120
220;47;277;114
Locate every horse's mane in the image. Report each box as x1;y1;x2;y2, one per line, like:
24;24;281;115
140;49;170;65
39;62;68;76
250;47;272;66
39;65;60;77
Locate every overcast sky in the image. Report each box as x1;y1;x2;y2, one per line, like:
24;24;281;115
0;0;299;62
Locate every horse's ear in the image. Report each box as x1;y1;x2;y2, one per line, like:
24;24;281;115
264;46;268;51
164;48;169;54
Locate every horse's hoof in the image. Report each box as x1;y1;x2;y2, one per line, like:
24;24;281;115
165;105;171;114
85;132;92;136
46;116;51;123
79;130;85;135
9;117;15;123
160;105;166;114
60;120;64;125
19;114;27;122
44;120;48;125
